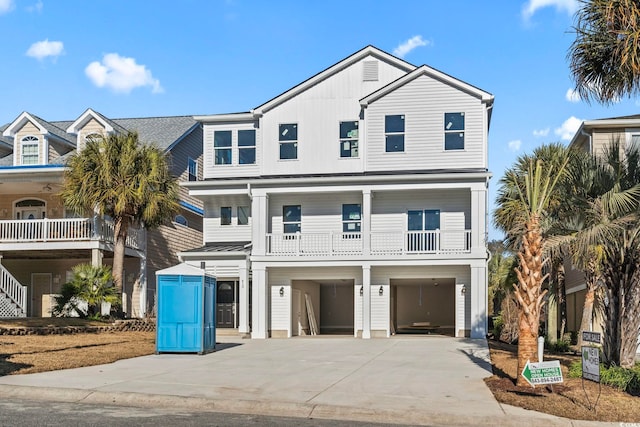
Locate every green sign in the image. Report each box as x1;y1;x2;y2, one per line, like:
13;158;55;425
521;360;563;387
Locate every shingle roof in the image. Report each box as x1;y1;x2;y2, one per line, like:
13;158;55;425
0;154;13;166
29;114;75;145
112;116;198;151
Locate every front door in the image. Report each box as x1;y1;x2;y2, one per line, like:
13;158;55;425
216;281;235;328
31;273;52;317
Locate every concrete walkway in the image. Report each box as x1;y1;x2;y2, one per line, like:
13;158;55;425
0;336;617;426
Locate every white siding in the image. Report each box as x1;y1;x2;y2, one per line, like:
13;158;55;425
268;266;362;283
271;284;290;333
365;74;487;171
202;121;260;179
203;195;252;242
260;56;408;176
203;260;242;278
370;285;389;332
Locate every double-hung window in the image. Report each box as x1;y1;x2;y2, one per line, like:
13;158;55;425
283;205;301;233
188;157;197;181
220;207;232;225
214;131;232;165
385;115;405;152
340;121;359;158
444;112;465;150
238;130;256;164
342;204;361;233
279;123;298;160
21;136;39;165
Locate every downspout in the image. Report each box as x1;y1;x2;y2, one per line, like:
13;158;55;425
580;128;592;153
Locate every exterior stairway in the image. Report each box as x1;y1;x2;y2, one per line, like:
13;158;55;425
0;263;27;317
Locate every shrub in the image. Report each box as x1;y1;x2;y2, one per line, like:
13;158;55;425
567;360;640;395
545;338;571;353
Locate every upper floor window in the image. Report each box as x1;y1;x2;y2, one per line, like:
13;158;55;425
238;130;256;164
85;132;102;142
340;121;359;158
214;131;232;165
444;112;465;150
220;207;232;225
188;157;197;181
342;204;361;233
174;215;188;227
385;115;404;152
238;206;250;225
279;123;298;160
21;136;39;165
283;205;301;233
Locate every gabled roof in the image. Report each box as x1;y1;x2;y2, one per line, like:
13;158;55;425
360;64;494;107
65;108;127;135
569;115;640;147
252;45;417;116
2;112;75;146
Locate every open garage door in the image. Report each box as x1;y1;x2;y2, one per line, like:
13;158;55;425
391;278;455;336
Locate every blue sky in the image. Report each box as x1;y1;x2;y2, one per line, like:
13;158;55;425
1;0;637;240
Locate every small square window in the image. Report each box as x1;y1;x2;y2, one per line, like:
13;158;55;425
220;207;232;225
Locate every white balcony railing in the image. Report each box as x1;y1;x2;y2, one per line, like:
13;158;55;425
265;230;471;256
0;217;143;250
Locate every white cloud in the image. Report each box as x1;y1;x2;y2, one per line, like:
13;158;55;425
522;0;579;20
554;116;582;141
26;0;43;13
508;140;522;152
565;88;580;102
0;0;14;14
533;128;550;137
85;53;163;94
26;39;64;61
393;35;430;58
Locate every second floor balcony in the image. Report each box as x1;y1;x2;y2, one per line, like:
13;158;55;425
265;230;472;257
0;217;144;251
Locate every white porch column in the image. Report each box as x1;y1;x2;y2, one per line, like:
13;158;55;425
251;265;269;339
470;186;487;253
91;249;103;267
251;193;269;256
362;189;372;255
470;265;488;338
238;260;250;335
362;264;371;339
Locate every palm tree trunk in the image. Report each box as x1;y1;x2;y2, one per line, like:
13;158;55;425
112;216;129;303
557;263;567;340
577;259;598;349
514;216;547;387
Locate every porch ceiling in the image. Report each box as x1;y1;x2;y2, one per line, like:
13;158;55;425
0;250;115;260
391;278;455;287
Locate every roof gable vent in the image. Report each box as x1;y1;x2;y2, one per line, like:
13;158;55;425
363;60;378;82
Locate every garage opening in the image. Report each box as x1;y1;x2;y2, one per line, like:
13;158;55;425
391;278;455;336
291;279;354;336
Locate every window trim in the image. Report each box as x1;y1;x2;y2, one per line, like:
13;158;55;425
238;206;249;226
444;112;465;151
20;135;39;165
238;129;256;165
188;157;198;181
384;115;405;153
339;121;359;158
282;205;301;234
174;215;189;227
342;204;361;233
279;123;298;160
214;130;232;165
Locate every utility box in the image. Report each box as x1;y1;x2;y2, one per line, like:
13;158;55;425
156;263;216;354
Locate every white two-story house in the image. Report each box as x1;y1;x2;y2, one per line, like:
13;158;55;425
180;46;493;339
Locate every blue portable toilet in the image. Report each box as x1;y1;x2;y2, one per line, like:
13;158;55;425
156;263;216;354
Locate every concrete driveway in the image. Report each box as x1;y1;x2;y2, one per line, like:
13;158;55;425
0;336;613;426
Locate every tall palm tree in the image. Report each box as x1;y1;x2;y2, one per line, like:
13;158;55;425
495;143;570;387
569;0;640;104
61;132;179;298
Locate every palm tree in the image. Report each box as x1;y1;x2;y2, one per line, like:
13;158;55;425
494;143;570;387
569;0;640;104
61;132;179;298
52;263;119;318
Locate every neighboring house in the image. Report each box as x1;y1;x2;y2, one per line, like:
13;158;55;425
0;109;203;318
567;115;640;353
180;46;494;339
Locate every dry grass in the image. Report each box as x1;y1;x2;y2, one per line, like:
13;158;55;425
0;318;155;376
485;340;640;422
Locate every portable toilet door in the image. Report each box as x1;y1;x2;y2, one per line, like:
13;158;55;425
156;263;216;354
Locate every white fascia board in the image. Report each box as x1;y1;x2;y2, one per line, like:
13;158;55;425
3;112;47;137
66;108;113;134
178;251;249;260
193;113;255;123
248;258;482;268
250;181;486;196
360;65;494;107
185;187;250;197
253;46;416;115
0;166;65;178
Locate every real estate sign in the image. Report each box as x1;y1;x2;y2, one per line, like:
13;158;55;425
521;360;563;387
582;346;601;383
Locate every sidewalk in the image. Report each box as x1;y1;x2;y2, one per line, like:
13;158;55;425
0;336;618;426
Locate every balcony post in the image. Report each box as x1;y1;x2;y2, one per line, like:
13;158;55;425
251;193;268;256
470;186;487;253
362;265;371;339
362;189;371;256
